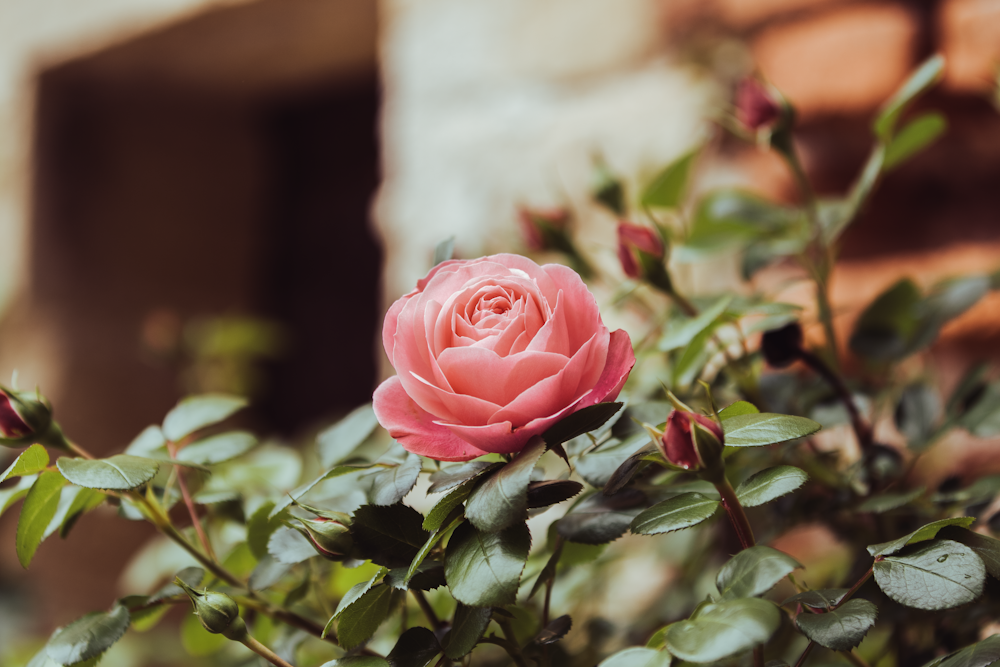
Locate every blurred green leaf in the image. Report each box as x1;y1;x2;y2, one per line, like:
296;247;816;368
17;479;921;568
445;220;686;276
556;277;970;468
717;546;801;600
659;296;732;352
46;486;105;539
177;431;256;465
46;603;131;665
592;162;626;216
16;469;66;568
249;555;292;591
795;599;878;651
268;526;317;564
558;490;647;544
247;501;286;560
351;503;430;568
857;487;925;514
665;598;779;663
959;381;1000;438
162;394;247;442
672;324;716;388
445;521;530;607
735;466;808;508
884;112;947;170
721;413;821;447
576;432;651;489
642;150;697;209
874;54;945;140
57;455;159;491
921;632;1000;667
322;659;390;667
895;383;942;449
677;190;799;261
1;444;49;482
0;474;36;518
543;403;623;447
318;403;380;469
370;452;422;506
598;647;670;667
630;492;719;536
868;517;975;557
125;425;167;456
466;437;546;532
873;539;984;610
335;583;402;649
434;236;456;266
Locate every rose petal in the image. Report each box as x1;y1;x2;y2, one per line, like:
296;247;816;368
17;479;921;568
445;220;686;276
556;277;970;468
578;328;635;407
373;376;489;462
436;346;569;408
438;420;532;455
398;370;504;426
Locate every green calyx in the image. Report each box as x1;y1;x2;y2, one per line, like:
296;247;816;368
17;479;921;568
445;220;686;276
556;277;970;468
0;386;69;450
175;578;248;640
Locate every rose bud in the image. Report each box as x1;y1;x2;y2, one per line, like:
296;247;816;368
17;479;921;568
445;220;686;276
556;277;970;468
0;391;31;439
658;410;725;479
617;222;665;281
294;517;354;561
761;322;803;368
175;579;248;641
518;207;569;252
0;386;66;449
735;77;782;131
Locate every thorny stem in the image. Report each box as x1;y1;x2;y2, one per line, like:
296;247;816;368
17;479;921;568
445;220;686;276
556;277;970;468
167;441;217;561
798;349;873;451
242;634;296;667
412;589;443;630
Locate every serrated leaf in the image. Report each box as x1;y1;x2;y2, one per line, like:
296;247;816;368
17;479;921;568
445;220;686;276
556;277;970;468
535;614;572;646
783;589;847;610
445;521;530;607
405;515;463;586
16;470;66;568
443;604;492;659
558;490;647;545
162;394;247;442
938;527;1000;579
874;539;985;610
884;112;946;170
630;492;719;536
874;54;945;139
424;484;472;532
528;480;582;508
795;598;878;651
1;444;49;482
370;453;422;506
465;437;546;532
45;603;130;665
719;401;760;420
331;567;388;621
351;504;430;568
318;403;380;468
735;466;807;508
57;455;159;490
268;526;317;564
717;546;802;600
642;149;697;209
271;463;373;517
387;626;440;667
722;413;821;447
858;487;925;513
543;403;623;446
335;584;401;649
868;517;975;557
665;598;780;663
923;634;1000;667
177;431;256;465
428;460;498;494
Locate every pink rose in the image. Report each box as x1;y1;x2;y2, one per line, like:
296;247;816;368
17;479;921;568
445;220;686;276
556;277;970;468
373;254;636;462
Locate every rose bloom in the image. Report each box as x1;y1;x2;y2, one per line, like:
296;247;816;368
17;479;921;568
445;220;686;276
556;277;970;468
373;254;635;461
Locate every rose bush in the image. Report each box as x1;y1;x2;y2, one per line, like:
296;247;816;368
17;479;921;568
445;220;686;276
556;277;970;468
373;253;635;461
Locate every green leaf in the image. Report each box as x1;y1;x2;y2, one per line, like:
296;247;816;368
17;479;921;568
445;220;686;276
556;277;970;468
406;515;463;586
659;296;732;352
598;647;670;667
874;54;945;139
960;381;1000;438
672;324;716;388
57;455;159;490
424;484;473;532
717;546;801;600
271;463;373;517
558;490;647;544
1;444;49;482
721;413;821;447
923;634;1000;667
177;431;256;465
445;521;531;607
269;526;317;564
630;493;719;536
465;437;546;532
335;583;402;649
783;589;847;610
592;162;625;216
351;503;430;568
938;527;1000;579
321;659;390;667
850;279;922;360
664;598;780;663
873;539;985;610
16;470;66;568
719;401;760;420
387;626;440;667
884;112;947;170
0;474;36;518
443;604;493;659
370;453;422;506
124;425;167;456
428;460;498;494
678;189;799;261
575;432;649;489
735;466;808;508
642;150;697;209
47;486;105;539
795;598;878;651
162;394;247;442
330;567;388;622
867;517;975;557
528;480;582;509
857;487;925;513
45;603;130;665
247;501;285;560
543;403;623;447
318;403;380;468
249;555;292;591
896;382;942;449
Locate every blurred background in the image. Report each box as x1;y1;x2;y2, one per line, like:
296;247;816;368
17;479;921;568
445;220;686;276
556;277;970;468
2;0;1000;664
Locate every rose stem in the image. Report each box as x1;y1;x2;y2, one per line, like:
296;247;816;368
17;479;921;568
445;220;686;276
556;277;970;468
167;440;217;561
411;589;443;630
794;641;816;667
241;634;296;667
494;617;530;667
797;349;873;451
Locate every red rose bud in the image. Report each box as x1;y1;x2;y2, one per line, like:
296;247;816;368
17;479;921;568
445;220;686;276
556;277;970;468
295;517;354;561
518;207;570;252
0;391;31;439
736;77;782;131
617;223;665;280
0;386;65;449
658;410;725;474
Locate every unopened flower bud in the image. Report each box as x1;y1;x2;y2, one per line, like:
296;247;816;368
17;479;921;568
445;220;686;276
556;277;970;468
761;322;803;368
0;391;31;439
617;223;665;281
295;517;354;561
176;579;248;640
0;386;66;449
736;77;782;131
658;410;725;478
